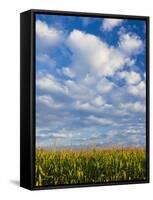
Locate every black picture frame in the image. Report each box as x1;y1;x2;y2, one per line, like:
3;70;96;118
20;9;150;190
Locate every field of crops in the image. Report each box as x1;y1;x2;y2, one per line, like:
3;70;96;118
35;147;146;186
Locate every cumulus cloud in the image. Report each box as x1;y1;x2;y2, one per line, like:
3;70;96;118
36;20;64;49
36;53;56;67
102;18;123;31
36;132;73;143
87;115;114;126
74;100;112;114
120;102;145;112
82;73;96;86
66;29;141;79
65;79;95;100
36;73;68;94
118;32;143;55
67;29;127;77
117;71;141;85
51;133;73;139
128;80;146;97
74;101;94;112
37;95;64;109
62;67;75;78
91;96;105;107
96;77;114;93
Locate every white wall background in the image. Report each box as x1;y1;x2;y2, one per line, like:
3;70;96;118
0;0;152;199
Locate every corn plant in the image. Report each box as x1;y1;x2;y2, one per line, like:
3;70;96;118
35;147;146;186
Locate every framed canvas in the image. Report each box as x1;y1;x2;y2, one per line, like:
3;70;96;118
20;9;149;190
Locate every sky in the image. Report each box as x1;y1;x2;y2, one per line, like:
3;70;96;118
35;13;146;148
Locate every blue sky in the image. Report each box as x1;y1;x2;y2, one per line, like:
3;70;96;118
35;14;146;148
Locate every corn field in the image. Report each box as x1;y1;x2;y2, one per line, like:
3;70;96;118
35;147;146;186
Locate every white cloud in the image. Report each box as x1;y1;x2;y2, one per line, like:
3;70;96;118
36;127;51;135
91;96;105;107
82;73;96;86
62;67;75;78
52;133;73;139
74;100;112;114
36;53;56;67
128;80;146;97
96;77;114;93
36;20;63;48
37;95;64;109
118;32;143;55
74;101;93;111
87;115;113;125
65;79;95;100
36;73;67;94
124;58;135;67
67;29;127;77
120;102;145;112
37;132;73;140
117;71;141;85
102;18;123;31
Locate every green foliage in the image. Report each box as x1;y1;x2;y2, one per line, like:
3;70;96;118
35;147;146;186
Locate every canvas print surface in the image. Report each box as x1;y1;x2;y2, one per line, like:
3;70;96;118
35;13;147;187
